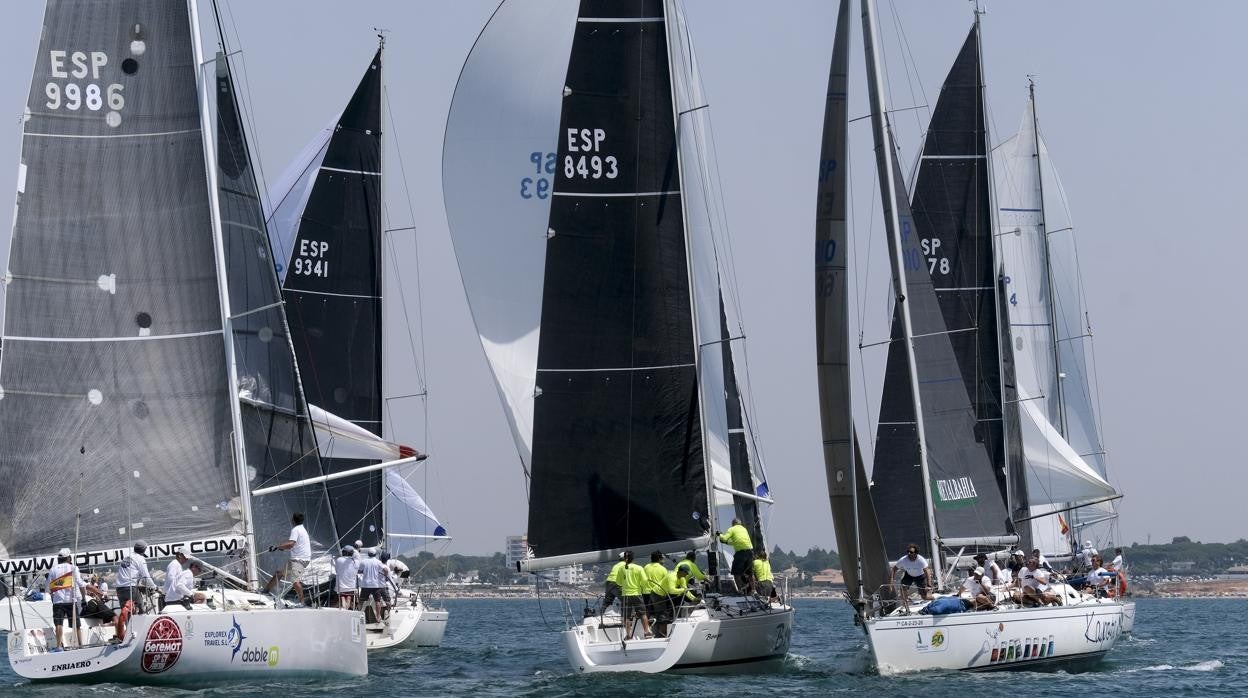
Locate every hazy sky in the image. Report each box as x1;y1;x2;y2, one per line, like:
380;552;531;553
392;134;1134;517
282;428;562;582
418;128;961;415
1;1;1243;556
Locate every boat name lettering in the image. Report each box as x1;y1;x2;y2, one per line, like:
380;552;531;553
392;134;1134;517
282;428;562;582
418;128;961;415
935;477;978;503
1084;613;1120;644
703;632;721;641
563;127;619;180
50;659;92;672
0;536;242;575
45;51;124;114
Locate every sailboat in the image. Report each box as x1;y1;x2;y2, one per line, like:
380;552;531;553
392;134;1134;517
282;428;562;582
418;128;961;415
445;0;793;674
265;39;449;650
817;0;1124;674
2;0;366;682
993;80;1133;633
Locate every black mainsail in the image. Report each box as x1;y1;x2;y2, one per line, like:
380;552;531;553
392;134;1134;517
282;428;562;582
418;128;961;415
869;21;1013;560
527;0;708;562
275;50;386;544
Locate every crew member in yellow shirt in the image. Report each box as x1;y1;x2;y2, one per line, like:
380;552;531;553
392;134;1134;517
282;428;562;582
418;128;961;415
752;548;776;599
718;518;754;590
676;551;707;598
655;566;697;637
618;550;652;639
643;551;672;637
603;555;627;613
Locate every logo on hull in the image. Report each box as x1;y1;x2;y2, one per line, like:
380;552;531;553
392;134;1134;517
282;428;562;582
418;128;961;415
141;616;183;674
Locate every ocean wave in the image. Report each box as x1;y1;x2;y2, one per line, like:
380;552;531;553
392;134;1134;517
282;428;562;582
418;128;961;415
1137;660;1223;673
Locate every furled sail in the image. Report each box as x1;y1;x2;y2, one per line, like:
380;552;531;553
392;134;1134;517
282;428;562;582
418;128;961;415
816;0;889;598
213;52;338;558
870;24;1013;558
447;0;730;569
265;50;386;544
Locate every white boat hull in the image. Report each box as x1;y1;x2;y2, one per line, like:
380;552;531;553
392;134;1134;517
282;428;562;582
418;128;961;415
1120;599;1136;634
8;607;367;683
866;595;1124;675
564;599;793;674
363;591;448;650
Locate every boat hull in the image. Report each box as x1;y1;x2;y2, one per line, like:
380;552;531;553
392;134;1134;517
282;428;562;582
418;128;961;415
564;600;793;674
362;590;448;650
1120;599;1136;634
8;607;367;683
866;598;1124;675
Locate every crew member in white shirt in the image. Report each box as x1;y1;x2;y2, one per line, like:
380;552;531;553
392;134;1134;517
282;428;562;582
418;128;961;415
357;548;391;621
115;540;157;614
380;552;409;604
163;550;189;605
1031;547;1053;572
973;552;1006;588
263;512;311;604
47;548;87;651
1078;541;1099;571
165;561;205;609
1024;560;1060;606
1108;547;1125;573
890;544;932;600
961;566;995;610
1085;554;1112;597
334;545;360;609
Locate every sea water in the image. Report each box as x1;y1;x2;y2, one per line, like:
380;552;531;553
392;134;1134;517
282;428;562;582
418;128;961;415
1;597;1241;696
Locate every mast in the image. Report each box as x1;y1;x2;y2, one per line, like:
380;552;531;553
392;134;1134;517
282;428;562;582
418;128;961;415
377;31;388;541
189;0;259;587
860;0;941;584
1028;78;1068;439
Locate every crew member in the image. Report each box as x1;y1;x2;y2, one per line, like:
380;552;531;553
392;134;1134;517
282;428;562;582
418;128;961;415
890;544;933;600
962;567;995;610
47;548;87;651
115;540;157;614
165;561;205;609
752;549;776;599
643;551;670;635
358;547;390;622
603;555;627;613
676;551;707;583
973;552;1006;588
1078;541;1099;571
334;545;359;609
657;566;697;636
162;550;189;608
1108;548;1125;573
618;550;652;640
718;518;754;590
263;512;311;604
1085;555;1112;597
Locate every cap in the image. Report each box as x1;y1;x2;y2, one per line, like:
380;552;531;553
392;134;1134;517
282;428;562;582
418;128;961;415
367;547;378;557
174;549;189;559
1084;540;1093;547
354;539;364;548
973;566;985;576
134;540;148;552
1012;549;1024;557
380;552;391;563
341;545;355;555
57;547;72;558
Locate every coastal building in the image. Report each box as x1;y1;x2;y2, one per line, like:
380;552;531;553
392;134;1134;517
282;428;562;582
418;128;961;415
505;535;531;570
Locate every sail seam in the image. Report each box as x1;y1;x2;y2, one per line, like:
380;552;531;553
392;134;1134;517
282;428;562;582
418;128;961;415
23;127;201;139
577;17;664;23
2;329;222;343
537;363;694;373
552;190;680;198
286;287;381;300
920;154;986;160
320;165;381;176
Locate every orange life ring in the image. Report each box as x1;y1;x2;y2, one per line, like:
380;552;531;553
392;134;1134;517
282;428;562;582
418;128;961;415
114;599;133;640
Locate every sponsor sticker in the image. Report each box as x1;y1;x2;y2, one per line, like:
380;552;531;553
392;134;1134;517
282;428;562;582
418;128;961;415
914;627;948;653
141;616;183;674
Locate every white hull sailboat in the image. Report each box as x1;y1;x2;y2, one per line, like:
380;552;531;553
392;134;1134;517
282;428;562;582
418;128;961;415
363;588;447;650
445;0;791;674
565;600;792;674
814;0;1124;675
2;0;368;683
8;605;365;683
866;589;1123;675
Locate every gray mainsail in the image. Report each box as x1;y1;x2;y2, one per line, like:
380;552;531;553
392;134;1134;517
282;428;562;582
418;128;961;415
816;0;889;599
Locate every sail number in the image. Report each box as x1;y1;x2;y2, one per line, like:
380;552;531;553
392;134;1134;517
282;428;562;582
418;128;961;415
293;240;329;278
520;151;556;200
921;237;950;276
44;51;124;113
563;128;619;180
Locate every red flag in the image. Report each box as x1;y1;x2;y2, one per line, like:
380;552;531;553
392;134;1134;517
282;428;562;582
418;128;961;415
1058;514;1070;535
